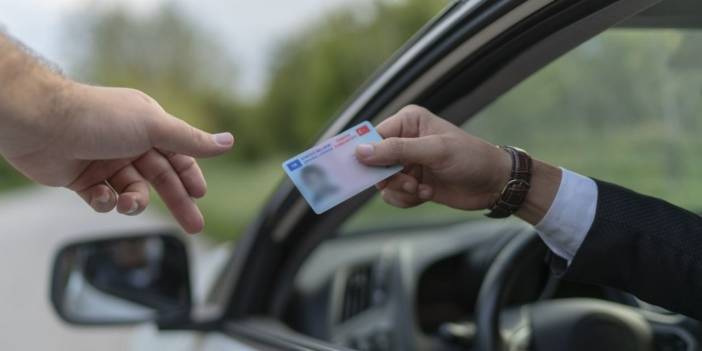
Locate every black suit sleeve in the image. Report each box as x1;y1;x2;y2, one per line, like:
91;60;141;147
550;179;702;320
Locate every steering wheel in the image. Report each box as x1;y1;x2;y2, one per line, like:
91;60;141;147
473;231;655;351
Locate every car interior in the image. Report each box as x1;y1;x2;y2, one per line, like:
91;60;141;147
273;1;702;351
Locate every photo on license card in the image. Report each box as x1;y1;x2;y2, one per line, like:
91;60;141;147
283;121;401;214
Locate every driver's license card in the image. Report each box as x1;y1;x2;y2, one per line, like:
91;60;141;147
282;121;402;214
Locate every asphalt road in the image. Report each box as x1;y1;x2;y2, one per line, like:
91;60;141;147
0;186;208;351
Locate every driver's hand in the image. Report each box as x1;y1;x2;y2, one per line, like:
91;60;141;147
355;105;511;210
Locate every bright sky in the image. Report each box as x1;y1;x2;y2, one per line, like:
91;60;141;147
0;0;356;97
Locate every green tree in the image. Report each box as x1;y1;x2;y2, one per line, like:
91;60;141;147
64;4;241;139
256;0;447;152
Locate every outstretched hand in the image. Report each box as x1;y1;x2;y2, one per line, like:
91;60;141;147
1;83;234;233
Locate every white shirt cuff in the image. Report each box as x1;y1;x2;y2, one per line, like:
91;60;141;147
534;168;598;262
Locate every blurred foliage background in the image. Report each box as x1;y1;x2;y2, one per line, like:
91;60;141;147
1;0;701;241
0;0;446;241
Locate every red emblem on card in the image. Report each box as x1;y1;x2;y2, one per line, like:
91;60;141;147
356;125;370;136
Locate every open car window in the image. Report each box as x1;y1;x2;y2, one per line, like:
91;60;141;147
344;28;702;233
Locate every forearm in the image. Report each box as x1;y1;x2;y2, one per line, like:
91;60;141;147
0;33;67;157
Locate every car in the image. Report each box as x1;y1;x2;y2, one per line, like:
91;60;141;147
49;0;702;350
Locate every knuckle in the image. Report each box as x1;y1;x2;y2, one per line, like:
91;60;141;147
429;135;450;157
187;125;201;144
161;150;177;159
176;157;198;174
399;104;428;117
397;105;436;135
140;187;152;201
381;191;396;205
147;167;173;187
146;115;168;142
128;90;164;120
399;104;433;125
188;124;210;149
428;134;447;150
128;88;159;107
381;190;411;208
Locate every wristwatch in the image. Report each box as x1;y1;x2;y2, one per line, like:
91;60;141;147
485;146;532;218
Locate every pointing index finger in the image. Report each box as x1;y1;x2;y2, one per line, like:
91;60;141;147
149;112;234;158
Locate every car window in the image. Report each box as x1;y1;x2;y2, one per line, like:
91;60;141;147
344;28;702;232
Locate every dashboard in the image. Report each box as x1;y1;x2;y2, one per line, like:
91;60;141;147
287;220;560;350
285;219;700;351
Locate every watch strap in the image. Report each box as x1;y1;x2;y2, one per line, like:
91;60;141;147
486;146;532;218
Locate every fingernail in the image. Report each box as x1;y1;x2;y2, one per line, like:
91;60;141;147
213;132;234;146
418;185;432;200
96;192;111;204
356;144;374;158
402;182;415;193
126;201;139;215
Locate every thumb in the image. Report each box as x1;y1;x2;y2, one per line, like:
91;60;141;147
150;114;234;158
355;136;441;166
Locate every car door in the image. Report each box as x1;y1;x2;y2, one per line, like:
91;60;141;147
200;0;677;350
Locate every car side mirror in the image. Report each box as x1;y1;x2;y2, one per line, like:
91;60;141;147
50;233;192;326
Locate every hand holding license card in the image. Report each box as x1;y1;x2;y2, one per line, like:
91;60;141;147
283;122;401;214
